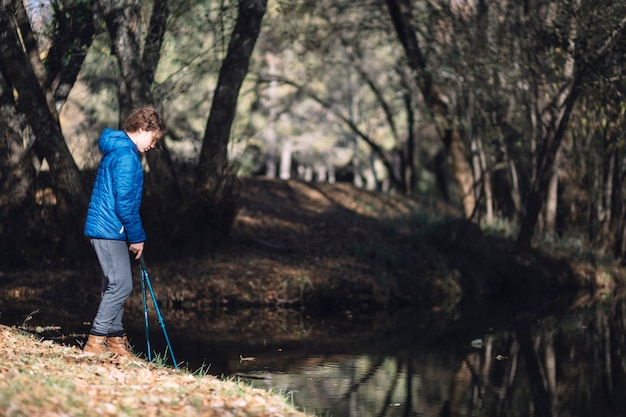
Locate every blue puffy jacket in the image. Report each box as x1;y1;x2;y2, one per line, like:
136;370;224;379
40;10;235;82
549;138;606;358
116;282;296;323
84;128;146;243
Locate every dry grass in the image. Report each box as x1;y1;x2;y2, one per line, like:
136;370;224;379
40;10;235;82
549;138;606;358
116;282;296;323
0;325;310;417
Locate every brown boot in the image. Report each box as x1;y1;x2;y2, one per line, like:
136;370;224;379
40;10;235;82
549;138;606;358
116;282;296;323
83;335;108;354
107;335;134;358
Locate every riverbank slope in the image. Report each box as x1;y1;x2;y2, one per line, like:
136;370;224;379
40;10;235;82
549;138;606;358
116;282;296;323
2;177;623;323
0;324;309;416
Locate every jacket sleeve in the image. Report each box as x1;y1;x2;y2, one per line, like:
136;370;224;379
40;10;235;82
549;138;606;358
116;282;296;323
112;149;146;243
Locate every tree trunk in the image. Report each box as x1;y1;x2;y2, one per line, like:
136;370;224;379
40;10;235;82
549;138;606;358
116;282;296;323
473;134;494;224
401;87;416;194
94;0;182;243
46;1;96;108
0;68;37;266
385;0;476;217
598;148;615;247
516;82;582;250
0;70;32;210
0;0;88;223
509;159;522;216
193;0;267;244
265;52;279;178
516;7;626;251
12;0;58;119
96;0;152;108
610;151;625;257
279;140;293;180
544;161;559;239
593;144;622;254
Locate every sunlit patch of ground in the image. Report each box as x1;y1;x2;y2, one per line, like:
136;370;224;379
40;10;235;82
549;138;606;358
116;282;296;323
0;324;310;416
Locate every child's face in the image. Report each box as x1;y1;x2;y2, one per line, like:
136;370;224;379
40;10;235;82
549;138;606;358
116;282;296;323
135;129;161;153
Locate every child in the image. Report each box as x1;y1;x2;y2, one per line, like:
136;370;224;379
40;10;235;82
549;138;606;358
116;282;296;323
83;106;166;357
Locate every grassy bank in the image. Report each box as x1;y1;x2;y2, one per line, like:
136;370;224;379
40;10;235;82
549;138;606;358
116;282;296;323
0;325;310;417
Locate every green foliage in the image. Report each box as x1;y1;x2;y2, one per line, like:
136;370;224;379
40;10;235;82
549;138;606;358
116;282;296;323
535;232;617;268
192;361;212;377
481;215;519;240
150;350;172;367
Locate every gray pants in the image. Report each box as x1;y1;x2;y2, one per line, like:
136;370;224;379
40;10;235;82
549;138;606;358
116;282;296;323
90;239;133;336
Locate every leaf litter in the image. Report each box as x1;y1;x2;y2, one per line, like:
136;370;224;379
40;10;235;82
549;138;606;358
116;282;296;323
0;325;310;417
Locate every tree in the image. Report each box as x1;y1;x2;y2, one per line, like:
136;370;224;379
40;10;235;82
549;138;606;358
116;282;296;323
3;0;626;265
0;69;34;261
0;0;89;233
251;0;429;194
190;0;267;247
515;1;626;250
385;0;476;217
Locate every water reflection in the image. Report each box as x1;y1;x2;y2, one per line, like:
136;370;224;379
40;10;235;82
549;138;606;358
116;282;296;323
196;293;626;417
3;290;626;416
240;354;427;417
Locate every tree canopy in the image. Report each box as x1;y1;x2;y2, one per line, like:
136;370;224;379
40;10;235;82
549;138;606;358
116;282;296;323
0;0;625;267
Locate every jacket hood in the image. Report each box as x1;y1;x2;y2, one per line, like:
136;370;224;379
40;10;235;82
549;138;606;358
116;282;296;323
99;128;138;155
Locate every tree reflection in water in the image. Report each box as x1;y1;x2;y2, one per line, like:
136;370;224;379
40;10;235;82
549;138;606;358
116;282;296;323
223;294;626;417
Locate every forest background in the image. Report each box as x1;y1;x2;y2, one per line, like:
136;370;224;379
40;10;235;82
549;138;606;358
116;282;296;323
1;0;626;311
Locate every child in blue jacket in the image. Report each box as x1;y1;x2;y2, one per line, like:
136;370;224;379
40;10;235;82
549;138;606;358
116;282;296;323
83;106;166;357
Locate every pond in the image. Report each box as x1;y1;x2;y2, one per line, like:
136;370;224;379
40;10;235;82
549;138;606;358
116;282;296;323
3;288;626;417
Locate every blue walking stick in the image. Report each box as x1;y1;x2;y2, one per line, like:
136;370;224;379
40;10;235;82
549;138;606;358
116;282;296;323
140;264;151;361
140;256;179;370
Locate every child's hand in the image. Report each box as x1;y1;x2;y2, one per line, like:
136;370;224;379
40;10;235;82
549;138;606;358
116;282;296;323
129;242;145;260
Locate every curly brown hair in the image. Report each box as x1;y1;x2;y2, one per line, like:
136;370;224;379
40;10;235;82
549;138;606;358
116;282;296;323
124;106;166;141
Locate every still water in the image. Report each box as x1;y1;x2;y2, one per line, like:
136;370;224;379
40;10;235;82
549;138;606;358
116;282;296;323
4;289;626;417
